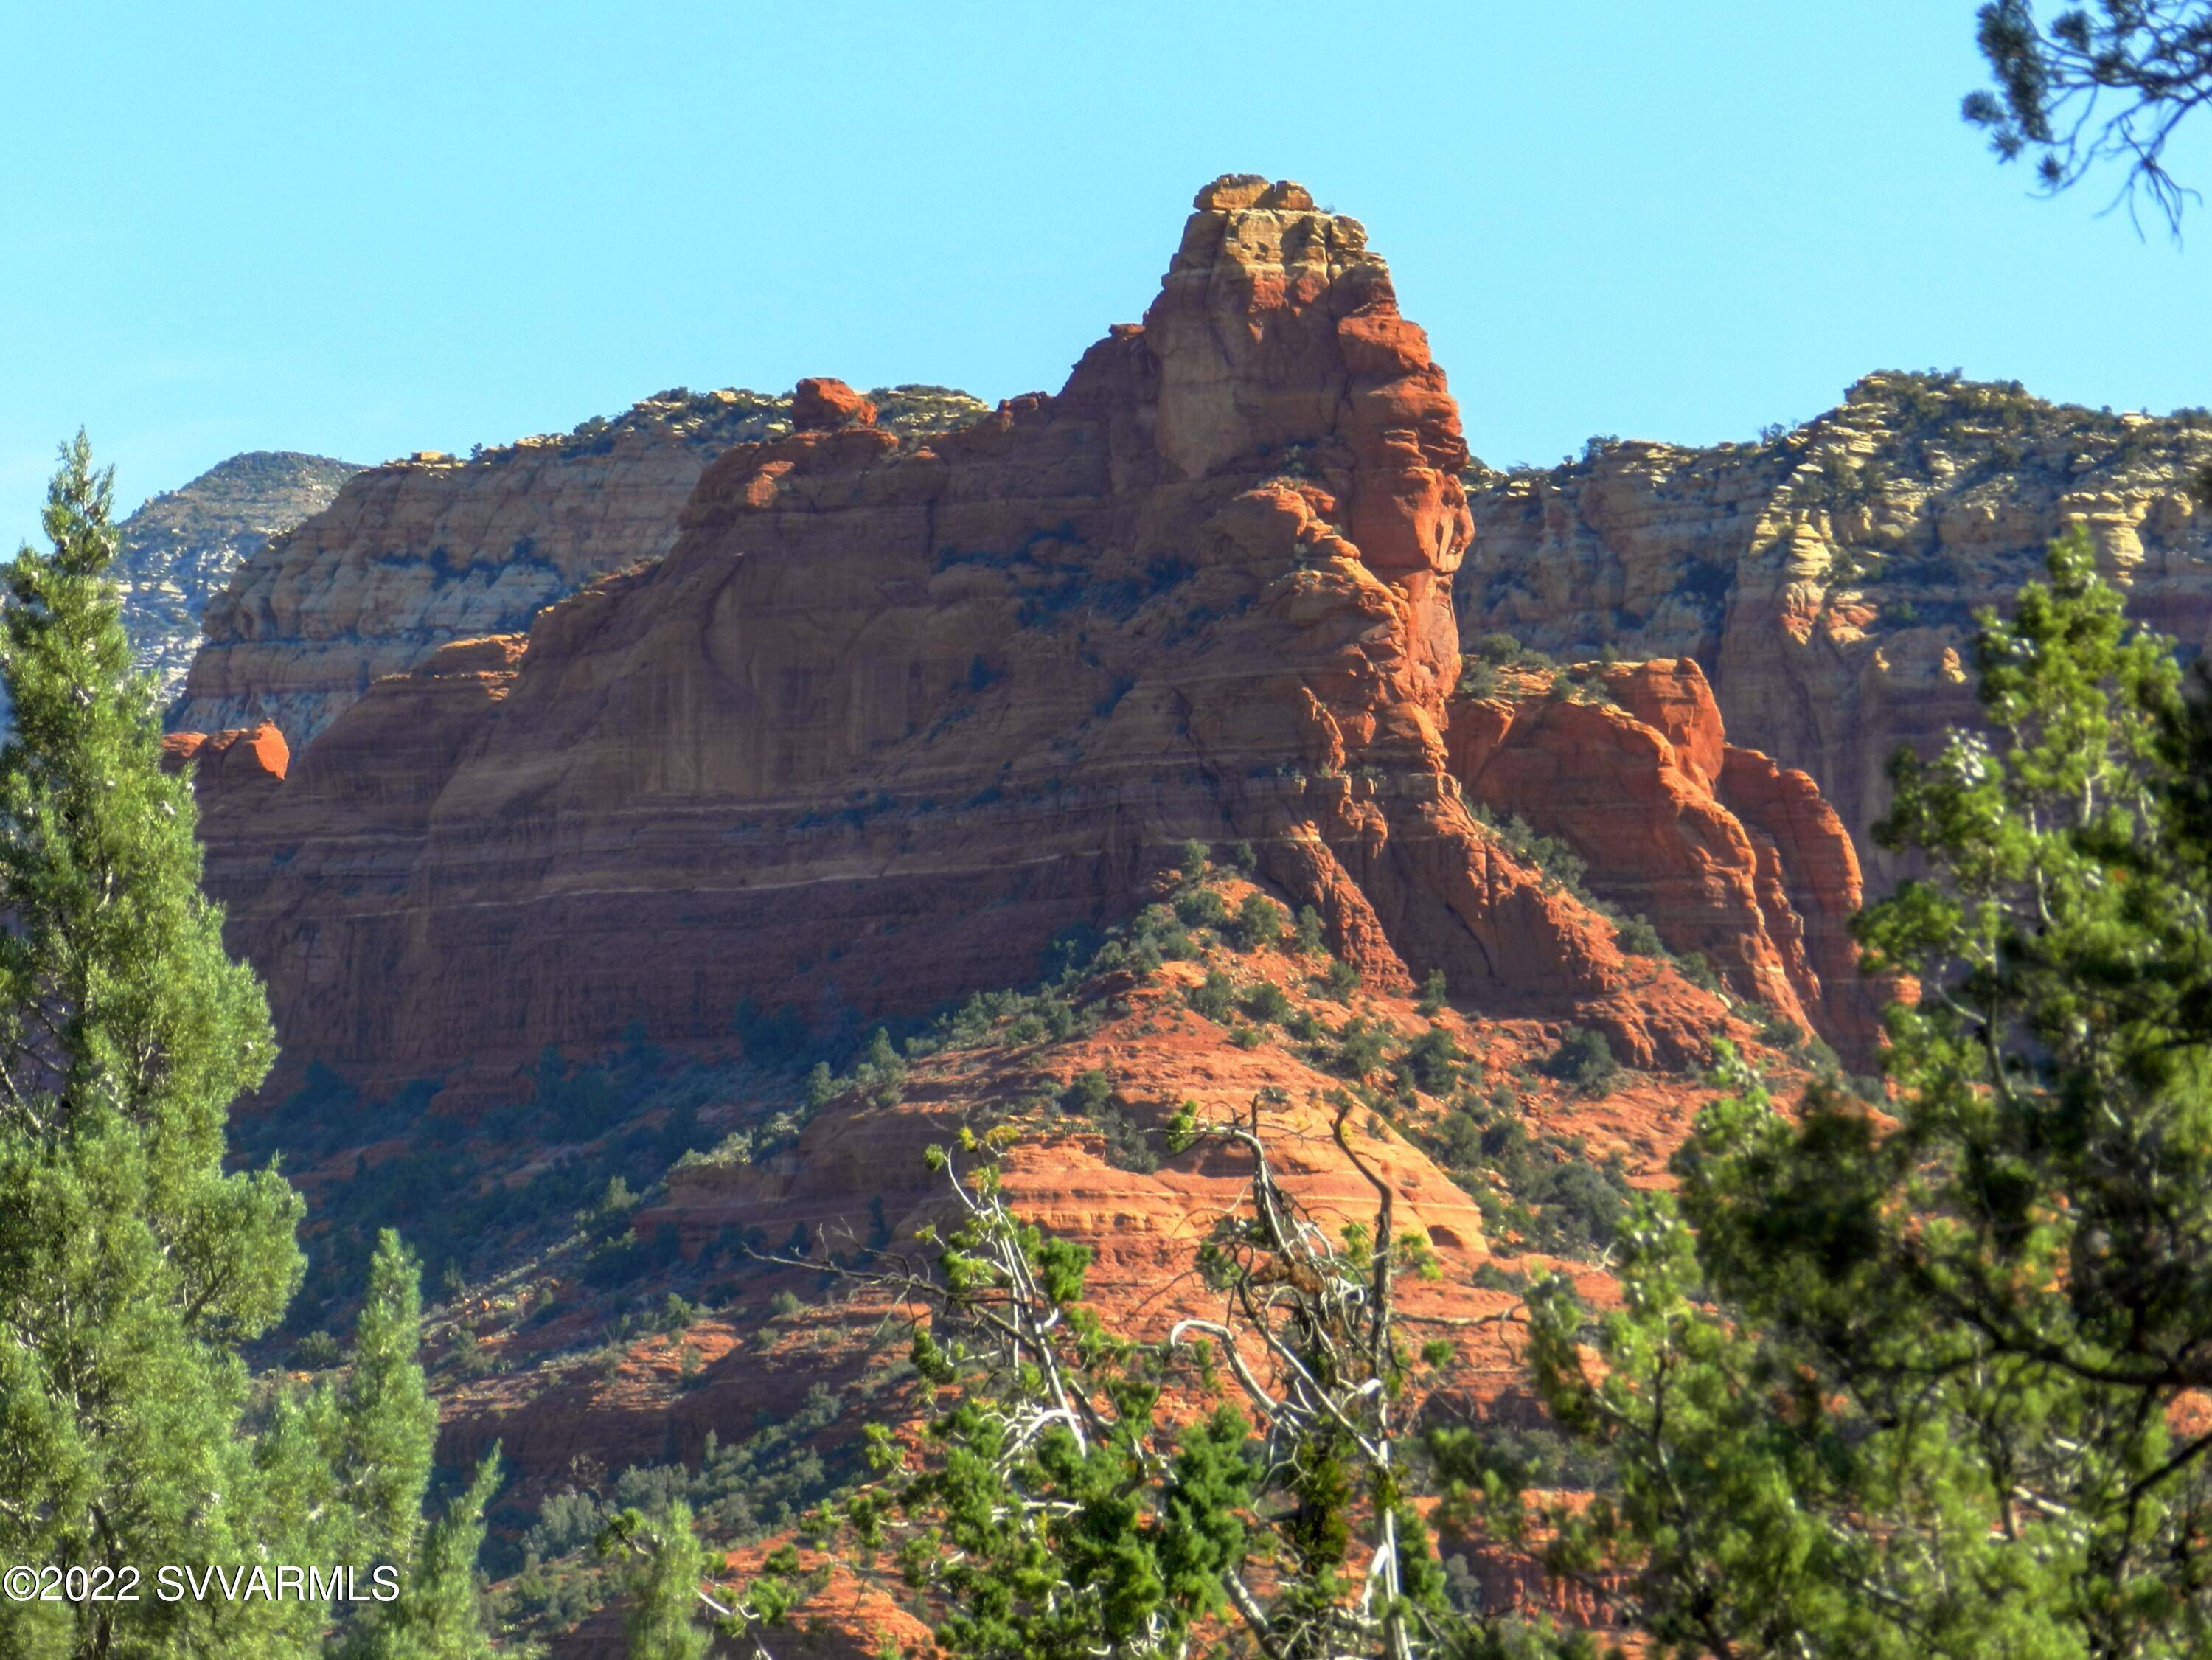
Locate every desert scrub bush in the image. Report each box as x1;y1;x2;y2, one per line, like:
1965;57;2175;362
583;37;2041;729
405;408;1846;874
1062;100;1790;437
852;1027;906;1106
1175;838;1208;887
1517;1147;1632;1254
1332;1017;1396;1081
1400;1026;1465;1094
1473;805;1590;897
1420;1097;1632;1257
1186;968;1237;1022
1132;903;1198;961
1416;969;1450;1016
1614;914;1666;956
1470;1260;1526;1293
1542;1025;1620;1096
1241;982;1295;1025
1676;950;1723;993
1060;1069;1113;1116
1293;904;1326;956
1472;630;1541;666
1753;1006;1806;1052
1318;959;1361;1001
1174;886;1231;930
1230;892;1287;951
1091;1105;1163;1173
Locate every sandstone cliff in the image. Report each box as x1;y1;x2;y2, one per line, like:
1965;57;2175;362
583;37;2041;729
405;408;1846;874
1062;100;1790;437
1461;373;2212;878
169;386;986;745
109;450;362;705
183;176;1747;1096
1444;657;1882;1063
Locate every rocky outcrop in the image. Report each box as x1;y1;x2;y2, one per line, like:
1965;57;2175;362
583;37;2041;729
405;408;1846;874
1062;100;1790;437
184;177;1727;1096
1461;373;2212;880
1444;659;1881;1062
108;451;363;706
159;721;291;809
169;386;987;746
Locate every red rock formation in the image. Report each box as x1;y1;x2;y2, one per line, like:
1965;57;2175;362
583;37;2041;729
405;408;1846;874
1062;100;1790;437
1443;659;1882;1062
183;178;1726;1096
790;376;876;431
159;720;290;806
1716;743;1883;1060
170;386;987;746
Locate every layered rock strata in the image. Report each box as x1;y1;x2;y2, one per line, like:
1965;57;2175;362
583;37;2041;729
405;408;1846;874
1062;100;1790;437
1461;374;2212;878
170;386;987;746
183;176;1739;1092
1444;659;1881;1062
111;451;366;706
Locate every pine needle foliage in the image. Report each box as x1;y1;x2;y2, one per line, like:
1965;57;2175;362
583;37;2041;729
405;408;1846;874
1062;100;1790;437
0;439;501;1659
0;433;322;1656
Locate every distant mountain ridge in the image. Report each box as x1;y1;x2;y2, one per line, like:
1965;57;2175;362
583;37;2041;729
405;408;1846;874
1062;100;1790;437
1459;372;2212;878
114;450;364;705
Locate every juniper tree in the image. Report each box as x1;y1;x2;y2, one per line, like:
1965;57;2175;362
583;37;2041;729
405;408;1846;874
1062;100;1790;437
0;440;493;1659
337;1231;439;1569
736;1101;1511;1660
347;1452;504;1660
1477;529;2212;1656
0;434;330;1656
330;1234;502;1660
622;1502;713;1660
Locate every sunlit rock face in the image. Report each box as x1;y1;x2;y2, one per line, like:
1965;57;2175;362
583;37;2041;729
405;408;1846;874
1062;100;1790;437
170;386;986;747
179;178;1762;1092
1460;374;2212;882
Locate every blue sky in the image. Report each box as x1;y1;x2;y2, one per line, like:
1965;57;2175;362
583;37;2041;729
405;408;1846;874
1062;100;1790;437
4;1;2205;541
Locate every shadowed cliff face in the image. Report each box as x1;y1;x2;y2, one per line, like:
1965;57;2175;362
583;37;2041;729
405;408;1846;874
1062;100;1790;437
183;176;1757;1093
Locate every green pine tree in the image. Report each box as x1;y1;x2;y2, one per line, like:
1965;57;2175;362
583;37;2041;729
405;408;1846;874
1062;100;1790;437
1475;528;2212;1654
0;439;505;1659
329;1235;504;1660
335;1231;438;1569
0;434;326;1655
625;1503;712;1660
348;1452;505;1660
